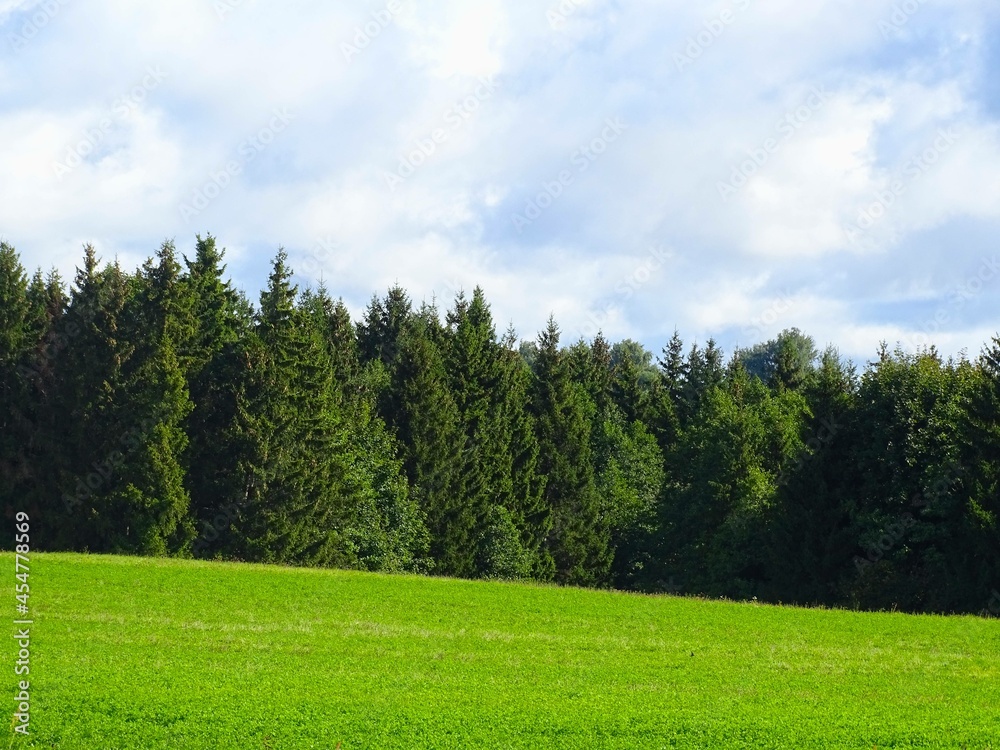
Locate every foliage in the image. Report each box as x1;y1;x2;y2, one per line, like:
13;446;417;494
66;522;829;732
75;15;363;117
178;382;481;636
1;239;998;614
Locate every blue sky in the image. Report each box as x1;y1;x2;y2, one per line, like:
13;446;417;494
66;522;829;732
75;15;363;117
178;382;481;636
2;0;999;363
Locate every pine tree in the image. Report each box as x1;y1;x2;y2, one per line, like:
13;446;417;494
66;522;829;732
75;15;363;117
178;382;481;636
0;243;38;521
532;316;611;586
357;284;411;368
962;337;1000;606
764;347;855;604
229;250;354;565
445;289;545;578
50;249;136;550
301;283;429;572
393;314;468;575
17;269;66;520
181;236;251;555
499;325;548;576
659;329;687;397
106;242;197;554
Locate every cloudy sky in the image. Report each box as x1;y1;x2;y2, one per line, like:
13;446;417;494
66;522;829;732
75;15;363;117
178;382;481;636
2;0;999;363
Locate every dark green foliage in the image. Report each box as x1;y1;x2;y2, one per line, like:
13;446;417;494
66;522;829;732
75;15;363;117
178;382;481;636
2;239;998;614
532;317;611;586
109;243;196;554
357;290;468;575
225;249;359;565
842;347;979;612
762;347;857;605
181;236;252;555
0;244;44;520
960;338;1000;606
475;505;534;579
738;328;819;392
301;283;429;572
446;290;546;578
655;362;810;598
393;313;468;574
593;405;665;588
49;251;139;550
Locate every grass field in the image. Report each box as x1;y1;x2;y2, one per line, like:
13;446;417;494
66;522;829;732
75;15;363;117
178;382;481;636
4;553;998;748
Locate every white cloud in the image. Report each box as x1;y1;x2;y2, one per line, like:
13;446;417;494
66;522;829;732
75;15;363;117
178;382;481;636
1;0;999;363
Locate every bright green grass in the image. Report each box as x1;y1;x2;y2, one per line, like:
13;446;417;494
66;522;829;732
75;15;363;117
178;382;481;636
3;553;998;749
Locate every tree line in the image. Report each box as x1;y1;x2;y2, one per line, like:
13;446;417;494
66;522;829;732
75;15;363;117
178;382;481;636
1;238;998;615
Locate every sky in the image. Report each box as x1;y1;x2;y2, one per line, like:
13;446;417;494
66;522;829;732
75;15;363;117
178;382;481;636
2;0;999;364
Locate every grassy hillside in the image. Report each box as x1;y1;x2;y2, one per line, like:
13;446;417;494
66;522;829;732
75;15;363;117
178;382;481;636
4;553;998;748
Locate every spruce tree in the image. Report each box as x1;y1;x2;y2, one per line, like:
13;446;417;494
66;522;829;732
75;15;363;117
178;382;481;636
50;249;136;550
764;347;856;604
532;316;611;586
181;236;251;555
0;244;37;521
301;283;429;572
445;289;544;578
393;314;468;575
500;325;548;577
962;338;1000;606
108;242;196;554
230;250;354;565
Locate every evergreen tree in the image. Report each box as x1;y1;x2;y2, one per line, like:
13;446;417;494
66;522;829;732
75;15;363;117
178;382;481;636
961;337;1000;607
181;236;251;555
228;250;355;565
50;249;136;550
659;329;687;395
16;268;67;521
0;244;39;522
532;317;610;586
843;348;973;611
393;314;468;574
763;347;857;605
654;361;808;598
499;325;548;576
301;283;429;572
107;242;196;554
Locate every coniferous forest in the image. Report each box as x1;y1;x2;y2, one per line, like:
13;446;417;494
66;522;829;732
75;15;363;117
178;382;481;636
2;237;998;615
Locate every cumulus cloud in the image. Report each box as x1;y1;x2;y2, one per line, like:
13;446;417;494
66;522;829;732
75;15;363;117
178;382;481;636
1;0;999;362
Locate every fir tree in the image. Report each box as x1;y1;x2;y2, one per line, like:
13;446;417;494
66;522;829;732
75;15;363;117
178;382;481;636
532;316;611;586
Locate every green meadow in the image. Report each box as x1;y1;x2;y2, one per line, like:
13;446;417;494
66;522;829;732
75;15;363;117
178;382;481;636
5;553;998;748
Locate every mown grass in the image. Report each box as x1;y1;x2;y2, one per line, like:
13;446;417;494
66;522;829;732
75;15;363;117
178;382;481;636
3;552;998;748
